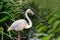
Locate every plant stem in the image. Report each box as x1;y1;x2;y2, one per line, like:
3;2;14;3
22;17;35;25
1;31;3;40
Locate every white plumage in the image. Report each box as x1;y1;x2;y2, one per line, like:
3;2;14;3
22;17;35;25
8;9;34;31
8;19;28;31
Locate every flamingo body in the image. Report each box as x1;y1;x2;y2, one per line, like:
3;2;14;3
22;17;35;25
8;19;28;31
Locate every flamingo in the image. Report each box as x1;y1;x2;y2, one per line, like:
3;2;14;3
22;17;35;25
8;9;34;40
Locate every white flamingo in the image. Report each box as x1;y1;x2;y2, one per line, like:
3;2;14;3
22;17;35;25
8;9;34;40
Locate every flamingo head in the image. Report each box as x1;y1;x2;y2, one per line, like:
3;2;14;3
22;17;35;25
26;9;34;15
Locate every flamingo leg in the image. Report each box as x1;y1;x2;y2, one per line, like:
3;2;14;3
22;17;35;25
18;31;21;40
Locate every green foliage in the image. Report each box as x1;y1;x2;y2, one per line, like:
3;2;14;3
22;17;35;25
28;0;60;40
56;36;60;40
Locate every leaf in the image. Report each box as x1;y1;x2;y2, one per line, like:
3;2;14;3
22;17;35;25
56;36;60;40
37;25;47;33
0;15;9;22
0;4;2;10
42;33;54;40
47;29;53;33
48;17;55;24
35;23;43;30
53;28;60;33
55;13;60;18
47;20;60;33
45;14;51;20
53;20;60;29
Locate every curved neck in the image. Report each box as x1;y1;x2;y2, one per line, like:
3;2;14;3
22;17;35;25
25;12;32;28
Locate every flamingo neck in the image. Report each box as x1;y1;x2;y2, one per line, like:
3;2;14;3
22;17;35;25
25;12;32;28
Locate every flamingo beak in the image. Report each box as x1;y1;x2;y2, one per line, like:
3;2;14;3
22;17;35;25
32;13;34;15
31;11;34;15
